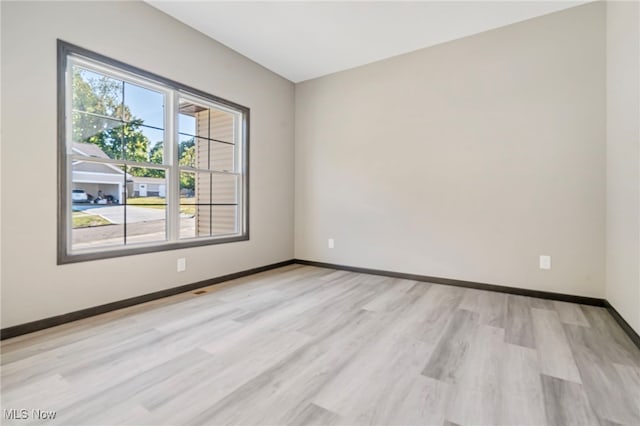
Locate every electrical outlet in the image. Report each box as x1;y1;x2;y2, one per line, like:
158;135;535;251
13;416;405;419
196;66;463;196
328;238;335;249
539;255;551;270
177;258;187;272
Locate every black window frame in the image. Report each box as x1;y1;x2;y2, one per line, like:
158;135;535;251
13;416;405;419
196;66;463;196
57;40;250;264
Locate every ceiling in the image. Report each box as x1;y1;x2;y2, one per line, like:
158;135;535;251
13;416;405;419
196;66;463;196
147;1;591;83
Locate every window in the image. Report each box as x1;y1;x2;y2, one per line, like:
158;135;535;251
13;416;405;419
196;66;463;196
58;41;249;263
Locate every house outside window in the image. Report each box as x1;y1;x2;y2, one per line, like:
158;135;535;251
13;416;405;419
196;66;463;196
58;41;249;263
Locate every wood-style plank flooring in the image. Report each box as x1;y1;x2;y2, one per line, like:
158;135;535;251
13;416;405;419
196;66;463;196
1;265;639;425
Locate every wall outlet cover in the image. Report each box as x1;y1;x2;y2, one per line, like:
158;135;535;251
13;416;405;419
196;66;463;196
539;255;551;270
177;258;187;272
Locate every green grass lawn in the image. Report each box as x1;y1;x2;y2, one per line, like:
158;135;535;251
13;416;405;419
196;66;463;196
72;211;111;228
126;196;167;208
127;196;195;216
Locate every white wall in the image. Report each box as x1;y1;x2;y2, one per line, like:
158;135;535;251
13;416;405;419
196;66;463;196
606;0;640;333
295;2;606;298
0;1;295;328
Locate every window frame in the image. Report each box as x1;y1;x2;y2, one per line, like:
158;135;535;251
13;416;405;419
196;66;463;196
57;40;250;264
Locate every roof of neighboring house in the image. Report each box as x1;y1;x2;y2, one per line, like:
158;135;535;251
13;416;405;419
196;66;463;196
71;142;131;178
72;161;125;175
133;177;166;185
72;142;110;159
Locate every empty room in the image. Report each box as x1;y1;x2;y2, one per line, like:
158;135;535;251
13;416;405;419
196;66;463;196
1;0;639;425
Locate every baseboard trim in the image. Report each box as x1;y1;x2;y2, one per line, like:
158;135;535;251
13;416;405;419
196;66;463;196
0;259;296;340
295;259;606;306
604;300;640;349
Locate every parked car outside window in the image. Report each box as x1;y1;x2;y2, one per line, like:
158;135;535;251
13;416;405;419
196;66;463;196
72;189;89;203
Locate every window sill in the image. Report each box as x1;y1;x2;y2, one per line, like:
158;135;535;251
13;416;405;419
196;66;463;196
58;234;249;264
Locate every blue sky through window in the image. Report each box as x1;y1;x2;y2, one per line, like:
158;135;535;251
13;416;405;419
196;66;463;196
178;114;196;136
75;66;197;150
124;82;164;129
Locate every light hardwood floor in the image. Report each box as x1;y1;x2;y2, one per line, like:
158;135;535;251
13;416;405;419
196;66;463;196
1;264;639;425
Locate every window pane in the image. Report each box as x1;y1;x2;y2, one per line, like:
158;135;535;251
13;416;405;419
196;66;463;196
182;171;213;204
179;99;209;138
212;205;237;235
195;205;212;237
179;197;196;239
122;124;162;164
125;205;167;245
210;108;235;144
179;171;197;239
212;173;238;204
124;167;167;244
71;160;125;206
123;125;164;164
123;82;164;129
209;141;235;172
178;114;196;137
180;197;212;238
180;171;196;198
125;168;167;203
72;66;123;120
179;201;212;239
72;206;124;251
193;137;211;170
72;112;124;160
71;159;125;251
178;134;197;169
196;172;212;204
179;170;215;239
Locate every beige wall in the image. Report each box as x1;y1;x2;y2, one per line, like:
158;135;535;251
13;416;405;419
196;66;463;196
295;3;606;298
606;0;640;333
0;1;295;328
4;1;637;333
